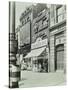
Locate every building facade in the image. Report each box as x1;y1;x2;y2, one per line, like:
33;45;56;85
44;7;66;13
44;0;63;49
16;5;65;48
24;5;49;72
49;4;66;72
15;7;33;66
15;4;66;73
32;5;49;43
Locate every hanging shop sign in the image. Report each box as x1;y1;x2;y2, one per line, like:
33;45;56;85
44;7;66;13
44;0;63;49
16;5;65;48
31;37;48;49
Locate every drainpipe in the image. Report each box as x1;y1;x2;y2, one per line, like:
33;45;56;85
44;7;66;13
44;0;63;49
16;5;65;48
47;9;50;72
9;2;20;88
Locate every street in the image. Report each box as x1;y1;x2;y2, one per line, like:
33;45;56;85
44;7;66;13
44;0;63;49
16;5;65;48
8;2;66;88
19;70;66;88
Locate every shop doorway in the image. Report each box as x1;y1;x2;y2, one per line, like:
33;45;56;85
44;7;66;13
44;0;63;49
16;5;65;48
38;59;48;72
55;44;64;70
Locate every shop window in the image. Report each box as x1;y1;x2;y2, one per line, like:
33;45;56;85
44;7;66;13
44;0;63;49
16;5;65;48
56;6;66;23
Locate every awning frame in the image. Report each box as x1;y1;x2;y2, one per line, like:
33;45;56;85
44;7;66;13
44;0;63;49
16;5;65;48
24;47;46;59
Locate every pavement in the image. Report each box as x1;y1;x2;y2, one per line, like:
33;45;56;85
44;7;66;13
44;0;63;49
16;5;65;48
19;70;66;88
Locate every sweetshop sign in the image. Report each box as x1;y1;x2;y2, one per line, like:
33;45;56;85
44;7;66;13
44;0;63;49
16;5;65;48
31;37;48;49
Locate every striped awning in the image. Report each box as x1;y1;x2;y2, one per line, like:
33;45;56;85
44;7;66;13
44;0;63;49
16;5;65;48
24;47;46;58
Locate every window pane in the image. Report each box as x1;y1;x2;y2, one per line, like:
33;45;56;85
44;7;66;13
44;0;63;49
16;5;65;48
38;20;42;30
57;7;63;16
58;15;63;22
57;6;66;23
43;20;47;26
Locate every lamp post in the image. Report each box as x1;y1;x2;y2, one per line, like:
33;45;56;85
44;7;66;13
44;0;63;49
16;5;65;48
9;2;20;88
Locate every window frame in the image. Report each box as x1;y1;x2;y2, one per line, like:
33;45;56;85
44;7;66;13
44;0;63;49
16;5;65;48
56;5;65;23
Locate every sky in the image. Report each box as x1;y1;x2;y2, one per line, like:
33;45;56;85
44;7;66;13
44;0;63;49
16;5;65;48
15;2;33;29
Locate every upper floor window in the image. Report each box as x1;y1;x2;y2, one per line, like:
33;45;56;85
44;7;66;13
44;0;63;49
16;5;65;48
22;19;25;25
22;21;24;25
33;23;38;34
34;28;38;34
27;16;30;21
42;20;48;27
56;5;66;23
38;20;42;30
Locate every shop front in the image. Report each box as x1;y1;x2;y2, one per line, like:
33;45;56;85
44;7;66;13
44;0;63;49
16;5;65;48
55;44;64;70
55;33;65;71
32;56;48;72
50;24;66;72
24;38;49;72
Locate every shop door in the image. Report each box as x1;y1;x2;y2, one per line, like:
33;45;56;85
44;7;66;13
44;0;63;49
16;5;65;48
56;45;64;70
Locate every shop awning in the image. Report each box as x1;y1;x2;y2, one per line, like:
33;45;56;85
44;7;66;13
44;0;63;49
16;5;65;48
24;47;46;58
